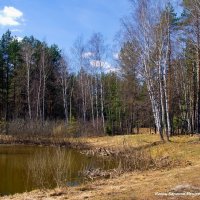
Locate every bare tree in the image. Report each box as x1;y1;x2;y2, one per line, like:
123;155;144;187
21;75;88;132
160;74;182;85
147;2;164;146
88;33;107;133
59;55;70;125
21;38;35;120
71;37;88;125
122;0;175;140
183;0;200;133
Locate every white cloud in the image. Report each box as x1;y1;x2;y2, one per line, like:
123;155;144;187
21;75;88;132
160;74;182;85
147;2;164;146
113;53;119;60
90;60;119;73
11;29;23;33
82;52;94;58
90;60;103;68
0;6;23;26
15;36;23;42
103;62;120;73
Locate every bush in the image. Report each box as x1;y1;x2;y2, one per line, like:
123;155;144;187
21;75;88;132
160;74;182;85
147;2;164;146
27;147;71;189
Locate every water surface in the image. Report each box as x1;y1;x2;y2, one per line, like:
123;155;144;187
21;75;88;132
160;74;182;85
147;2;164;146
0;145;115;195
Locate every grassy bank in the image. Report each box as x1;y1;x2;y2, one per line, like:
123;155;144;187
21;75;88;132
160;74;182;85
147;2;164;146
1;134;200;199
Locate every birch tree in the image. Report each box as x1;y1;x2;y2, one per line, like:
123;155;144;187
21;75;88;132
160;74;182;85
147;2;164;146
122;0;176;140
182;0;200;133
72;37;88;125
59;55;69;125
88;33;107;133
21;37;35;120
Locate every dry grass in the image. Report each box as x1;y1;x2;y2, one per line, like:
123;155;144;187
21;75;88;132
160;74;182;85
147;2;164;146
27;147;71;189
0;120;79;137
2;134;200;200
74;134;200;166
3;163;200;200
75;133;160;149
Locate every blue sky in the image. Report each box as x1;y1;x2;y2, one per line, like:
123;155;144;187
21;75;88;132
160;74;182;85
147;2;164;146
0;0;130;52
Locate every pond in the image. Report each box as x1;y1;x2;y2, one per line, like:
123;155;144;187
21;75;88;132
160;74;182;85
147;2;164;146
0;145;116;196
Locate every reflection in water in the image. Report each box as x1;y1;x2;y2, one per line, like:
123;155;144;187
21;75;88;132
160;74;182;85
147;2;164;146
0;145;115;195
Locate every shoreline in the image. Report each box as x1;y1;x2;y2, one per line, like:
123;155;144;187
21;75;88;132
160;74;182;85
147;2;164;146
2;163;200;200
1;134;200;200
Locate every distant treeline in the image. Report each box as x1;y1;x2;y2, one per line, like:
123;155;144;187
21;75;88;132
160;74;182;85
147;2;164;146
0;31;151;136
1;0;200;139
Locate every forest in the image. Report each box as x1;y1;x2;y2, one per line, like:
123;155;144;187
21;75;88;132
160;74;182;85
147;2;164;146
0;0;200;141
2;0;200;199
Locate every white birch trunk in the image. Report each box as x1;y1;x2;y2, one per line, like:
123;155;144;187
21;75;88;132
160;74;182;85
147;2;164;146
36;65;42;119
26;54;32;120
100;73;105;133
95;75;99;131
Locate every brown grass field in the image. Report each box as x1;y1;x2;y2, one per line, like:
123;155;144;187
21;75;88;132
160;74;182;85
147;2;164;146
2;133;200;200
